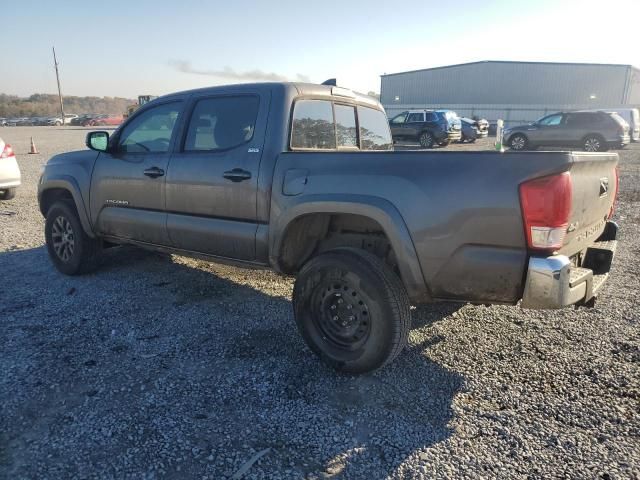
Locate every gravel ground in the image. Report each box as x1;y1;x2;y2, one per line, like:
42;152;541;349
1;127;638;479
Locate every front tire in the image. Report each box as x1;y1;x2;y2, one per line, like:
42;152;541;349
293;248;411;374
0;188;16;200
45;201;102;275
419;131;434;149
509;133;528;151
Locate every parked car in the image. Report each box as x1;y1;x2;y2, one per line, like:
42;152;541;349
504;111;630;152
0;118;6;127
71;114;97;126
5;118;22;126
88;114;123;127
584;108;640;143
389;109;462;148
0;137;20;200
47;113;79;126
459;117;489;142
38;82;619;373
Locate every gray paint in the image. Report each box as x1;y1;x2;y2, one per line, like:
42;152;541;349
39;82;618;307
381;61;640;125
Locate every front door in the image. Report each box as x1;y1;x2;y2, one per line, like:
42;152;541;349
90;100;184;245
529;113;564;146
389;112;409;139
164;92;268;261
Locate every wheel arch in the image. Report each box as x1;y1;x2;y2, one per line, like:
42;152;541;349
270;195;431;303
38;177;95;238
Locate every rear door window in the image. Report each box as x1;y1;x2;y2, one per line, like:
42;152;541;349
358;106;393;151
334;104;358;148
291;100;336;149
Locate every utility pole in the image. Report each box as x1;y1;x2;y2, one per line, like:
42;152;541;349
52;47;65;126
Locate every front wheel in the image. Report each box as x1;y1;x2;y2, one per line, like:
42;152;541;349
45;201;102;275
419;131;434;149
509;133;528;151
293;248;411;374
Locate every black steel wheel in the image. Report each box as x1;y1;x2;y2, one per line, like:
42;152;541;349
293;248;411;373
45;201;102;275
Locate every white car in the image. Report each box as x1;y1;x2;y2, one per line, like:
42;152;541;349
47;113;78;126
0;137;20;200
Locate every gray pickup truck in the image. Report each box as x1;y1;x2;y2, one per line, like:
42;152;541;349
38;82;619;373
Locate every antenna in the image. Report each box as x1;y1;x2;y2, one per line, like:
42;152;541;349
321;78;337;86
53;47;65;126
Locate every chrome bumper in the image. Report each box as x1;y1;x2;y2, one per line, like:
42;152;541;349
521;222;617;309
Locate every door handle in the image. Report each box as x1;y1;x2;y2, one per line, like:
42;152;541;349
223;168;252;182
144;167;165;178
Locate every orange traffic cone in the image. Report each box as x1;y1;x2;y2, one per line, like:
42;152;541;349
29;137;39;154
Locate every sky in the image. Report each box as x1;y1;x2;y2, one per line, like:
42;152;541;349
3;0;639;99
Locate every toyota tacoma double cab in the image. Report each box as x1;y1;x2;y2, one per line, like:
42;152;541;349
38;82;619;373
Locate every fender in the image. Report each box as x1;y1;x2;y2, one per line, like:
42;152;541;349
270;194;431;303
38;175;96;238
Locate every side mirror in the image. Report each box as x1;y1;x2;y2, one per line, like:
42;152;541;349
86;131;109;152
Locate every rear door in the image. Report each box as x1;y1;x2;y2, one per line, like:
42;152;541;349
164;91;268;260
90;100;184;244
563;113;592;145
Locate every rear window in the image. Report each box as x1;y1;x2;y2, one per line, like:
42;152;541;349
358;106;392;151
291;100;336;149
609;112;628;128
290;100;392;151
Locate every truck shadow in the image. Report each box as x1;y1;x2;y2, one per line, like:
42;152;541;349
0;245;464;478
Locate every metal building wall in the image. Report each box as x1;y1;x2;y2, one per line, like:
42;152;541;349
626;67;640;105
381;61;634;125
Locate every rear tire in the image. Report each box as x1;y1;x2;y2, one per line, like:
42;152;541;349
45;201;102;275
583;134;607;152
0;188;16;200
419;131;435;149
509;133;528;151
293;248;411;374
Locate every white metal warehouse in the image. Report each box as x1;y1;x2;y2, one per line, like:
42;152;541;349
380;60;640;126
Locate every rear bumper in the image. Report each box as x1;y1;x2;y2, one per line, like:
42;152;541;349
521;221;617;309
0;158;21;189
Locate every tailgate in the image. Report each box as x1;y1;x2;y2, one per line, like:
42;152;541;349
559;152;618;257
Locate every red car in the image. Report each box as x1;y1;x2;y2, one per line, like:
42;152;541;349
88;115;123;127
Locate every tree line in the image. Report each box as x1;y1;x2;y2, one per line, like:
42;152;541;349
0;94;135;118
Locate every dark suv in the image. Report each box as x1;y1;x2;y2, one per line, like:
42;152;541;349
504;111;630;152
389;109;462;148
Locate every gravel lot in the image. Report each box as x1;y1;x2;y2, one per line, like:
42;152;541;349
1;127;638;479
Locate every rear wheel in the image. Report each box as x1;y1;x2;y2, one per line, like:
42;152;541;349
509;133;528;151
583;134;607;152
0;188;16;200
419;131;434;148
293;248;411;373
45;201;102;275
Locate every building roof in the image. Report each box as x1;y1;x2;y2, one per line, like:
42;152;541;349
381;60;638;78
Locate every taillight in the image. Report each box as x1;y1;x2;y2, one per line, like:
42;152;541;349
608;166;619;219
519;172;572;251
1;143;15;159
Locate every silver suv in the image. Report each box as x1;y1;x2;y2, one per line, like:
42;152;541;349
505;111;630;152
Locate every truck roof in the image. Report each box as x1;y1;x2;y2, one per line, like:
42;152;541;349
157;82;382;109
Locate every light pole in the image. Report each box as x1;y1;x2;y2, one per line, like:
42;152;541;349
53;47;65;126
